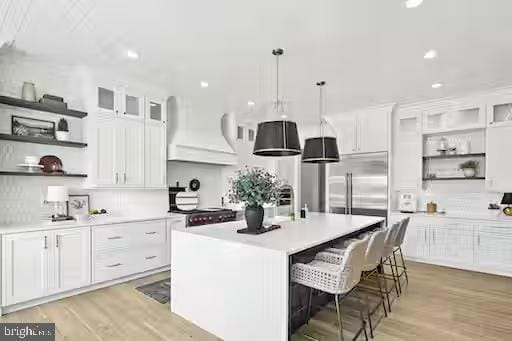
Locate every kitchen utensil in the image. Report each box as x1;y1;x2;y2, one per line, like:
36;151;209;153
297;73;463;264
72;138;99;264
39;155;63;173
189;178;201;191
426;201;438;214
21;82;36;102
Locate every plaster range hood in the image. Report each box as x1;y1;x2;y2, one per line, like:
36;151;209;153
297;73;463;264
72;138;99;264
167;96;237;165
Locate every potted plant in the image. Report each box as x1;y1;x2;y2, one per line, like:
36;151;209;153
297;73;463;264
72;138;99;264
56;118;69;141
228;167;282;231
460;160;478;177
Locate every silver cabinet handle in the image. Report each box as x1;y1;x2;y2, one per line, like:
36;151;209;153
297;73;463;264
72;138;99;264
145;256;157;260
424;229;427;242
106;263;122;268
477;234;481;246
124;173;127;184
56;235;60;248
115;172;119;184
145;231;157;235
44;236;48;249
108;236;122;240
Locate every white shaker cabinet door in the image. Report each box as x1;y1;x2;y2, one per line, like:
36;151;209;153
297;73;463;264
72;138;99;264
122;120;145;187
145;123;166;188
358;109;389;153
95;118;117;186
333;114;357;155
54;227;91;293
474;225;512;273
428;222;474;265
2;231;51;306
486;125;512;192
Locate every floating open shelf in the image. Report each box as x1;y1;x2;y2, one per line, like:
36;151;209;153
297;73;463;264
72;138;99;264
422;153;485;160
0;171;87;178
0;134;87;148
423;177;485;181
0;95;88;118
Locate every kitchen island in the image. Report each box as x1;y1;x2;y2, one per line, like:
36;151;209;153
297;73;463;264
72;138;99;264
171;213;385;341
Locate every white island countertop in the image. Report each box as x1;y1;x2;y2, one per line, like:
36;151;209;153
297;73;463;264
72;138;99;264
174;213;384;255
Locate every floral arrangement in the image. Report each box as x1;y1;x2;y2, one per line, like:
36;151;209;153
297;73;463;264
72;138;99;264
228;167;282;207
459;160;478;169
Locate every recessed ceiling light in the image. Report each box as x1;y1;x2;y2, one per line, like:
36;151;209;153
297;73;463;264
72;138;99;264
200;81;209;88
431;83;443;89
247;101;255;106
424;49;438;59
281;114;288;119
126;50;139;59
405;0;423;8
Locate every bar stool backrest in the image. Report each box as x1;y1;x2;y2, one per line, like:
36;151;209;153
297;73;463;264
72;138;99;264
362;229;387;272
338;236;370;293
394;217;410;247
383;222;401;257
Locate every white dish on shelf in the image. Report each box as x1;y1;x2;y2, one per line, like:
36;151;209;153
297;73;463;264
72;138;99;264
16;164;44;172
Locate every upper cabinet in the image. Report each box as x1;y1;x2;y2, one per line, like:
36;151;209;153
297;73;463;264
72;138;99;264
329;105;391;155
486;125;512;192
422;102;485;134
145;122;167;188
486;93;512;127
146;98;166;124
95;85;144;120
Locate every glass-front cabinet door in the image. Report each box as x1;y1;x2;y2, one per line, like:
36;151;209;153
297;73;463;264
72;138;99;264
123;91;144;120
487;93;512;127
97;86;117;116
145;98;166;124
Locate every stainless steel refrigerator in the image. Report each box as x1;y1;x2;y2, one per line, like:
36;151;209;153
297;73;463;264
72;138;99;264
301;152;388;218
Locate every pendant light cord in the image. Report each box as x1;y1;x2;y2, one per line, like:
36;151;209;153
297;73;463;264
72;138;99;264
317;81;326;137
272;48;284;113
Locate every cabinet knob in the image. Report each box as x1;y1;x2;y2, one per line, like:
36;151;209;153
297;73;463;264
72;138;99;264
44;236;48;249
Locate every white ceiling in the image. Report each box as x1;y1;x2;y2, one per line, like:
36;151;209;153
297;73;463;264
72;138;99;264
3;0;512;122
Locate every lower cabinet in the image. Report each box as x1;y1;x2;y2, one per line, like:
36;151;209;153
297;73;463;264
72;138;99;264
1;227;90;306
166;217;186;265
397;214;512;276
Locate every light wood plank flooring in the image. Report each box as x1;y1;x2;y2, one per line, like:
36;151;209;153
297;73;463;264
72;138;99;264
2;262;512;340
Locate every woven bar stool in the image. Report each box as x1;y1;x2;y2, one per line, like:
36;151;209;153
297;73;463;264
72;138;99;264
291;237;370;341
380;221;402;307
316;230;388;338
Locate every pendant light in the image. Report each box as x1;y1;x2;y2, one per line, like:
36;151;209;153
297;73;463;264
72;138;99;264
302;81;340;163
253;48;301;157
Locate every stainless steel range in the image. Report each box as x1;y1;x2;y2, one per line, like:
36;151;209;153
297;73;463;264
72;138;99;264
169;208;236;227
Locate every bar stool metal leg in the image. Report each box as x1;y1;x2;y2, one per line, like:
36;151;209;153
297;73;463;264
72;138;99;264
306;287;313;324
399;246;409;285
334;294;345;341
392;252;402;294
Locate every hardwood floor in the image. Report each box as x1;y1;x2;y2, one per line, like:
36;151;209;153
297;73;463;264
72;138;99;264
2;262;512;340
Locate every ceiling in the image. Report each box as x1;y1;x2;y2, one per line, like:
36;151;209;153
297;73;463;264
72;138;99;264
3;0;512;123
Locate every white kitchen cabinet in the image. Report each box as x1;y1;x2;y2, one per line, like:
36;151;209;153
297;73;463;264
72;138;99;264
95;118;117;186
486;93;512;127
2;231;50;306
422;103;485;134
96;85;144;120
358;109;389;154
428;222;474;265
474;224;512;273
122;120;145;187
146;98;166;124
330;108;390;155
486;125;512;192
54;228;91;293
401;219;428;259
145;122;167;188
2;227;91;306
392;112;422;190
166;217;186;265
122;88;145;120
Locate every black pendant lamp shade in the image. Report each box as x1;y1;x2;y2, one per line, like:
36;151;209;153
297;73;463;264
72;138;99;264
253;120;301;156
302;81;340;163
253;48;301;157
302;136;339;163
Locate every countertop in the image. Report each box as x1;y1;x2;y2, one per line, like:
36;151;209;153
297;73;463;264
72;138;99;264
391;210;512;223
173;213;385;255
0;213;187;234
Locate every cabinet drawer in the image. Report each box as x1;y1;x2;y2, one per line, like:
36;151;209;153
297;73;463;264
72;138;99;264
93;251;134;283
136;220;166;246
136;246;167;271
94;225;133;251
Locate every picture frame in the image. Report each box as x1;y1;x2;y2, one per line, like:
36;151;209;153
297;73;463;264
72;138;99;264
67;194;90;216
11;115;55;139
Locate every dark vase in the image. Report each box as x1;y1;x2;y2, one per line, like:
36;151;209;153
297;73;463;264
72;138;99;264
245;205;264;231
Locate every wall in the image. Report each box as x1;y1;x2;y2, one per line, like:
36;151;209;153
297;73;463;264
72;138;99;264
0;49;169;226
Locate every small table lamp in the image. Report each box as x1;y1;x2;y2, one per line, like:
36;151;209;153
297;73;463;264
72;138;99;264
501;193;512;216
47;186;69;221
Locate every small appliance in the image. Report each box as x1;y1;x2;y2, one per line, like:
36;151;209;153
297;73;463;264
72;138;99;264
399;192;417;213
